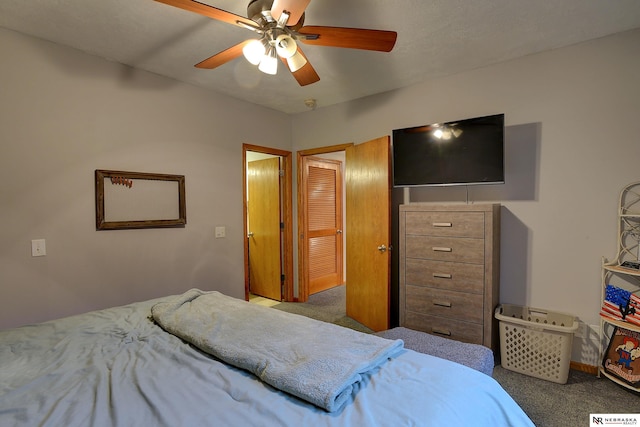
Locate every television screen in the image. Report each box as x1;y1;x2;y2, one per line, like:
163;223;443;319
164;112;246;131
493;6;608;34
392;113;504;187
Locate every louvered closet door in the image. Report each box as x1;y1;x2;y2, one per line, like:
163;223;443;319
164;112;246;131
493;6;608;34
305;158;343;295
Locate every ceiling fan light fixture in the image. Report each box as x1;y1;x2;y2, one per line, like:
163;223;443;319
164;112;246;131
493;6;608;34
287;51;307;72
258;46;278;75
243;39;267;65
156;0;397;87
275;34;297;58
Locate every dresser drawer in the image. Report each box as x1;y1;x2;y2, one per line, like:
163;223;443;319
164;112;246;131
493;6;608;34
404;211;484;238
406;235;484;263
403;312;484;345
405;285;484;323
405;258;484;294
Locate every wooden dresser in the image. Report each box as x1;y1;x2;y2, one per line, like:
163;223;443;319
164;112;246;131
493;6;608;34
399;203;500;354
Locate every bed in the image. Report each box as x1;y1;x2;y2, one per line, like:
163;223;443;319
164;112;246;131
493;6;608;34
0;289;534;426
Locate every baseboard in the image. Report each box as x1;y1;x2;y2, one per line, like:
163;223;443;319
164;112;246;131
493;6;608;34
570;361;598;375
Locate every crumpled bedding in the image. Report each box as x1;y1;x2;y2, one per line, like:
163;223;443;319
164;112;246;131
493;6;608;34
151;289;404;412
0;293;535;427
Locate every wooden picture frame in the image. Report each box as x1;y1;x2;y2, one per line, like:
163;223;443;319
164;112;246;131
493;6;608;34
95;169;186;230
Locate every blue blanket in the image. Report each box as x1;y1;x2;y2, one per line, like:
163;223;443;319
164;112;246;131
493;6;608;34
151;289;404;412
1;294;535;426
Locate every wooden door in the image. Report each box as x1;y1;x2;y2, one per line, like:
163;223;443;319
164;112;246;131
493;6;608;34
303;157;343;295
247;157;282;301
345;136;391;332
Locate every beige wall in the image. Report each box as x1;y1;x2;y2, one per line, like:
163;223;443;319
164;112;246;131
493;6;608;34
291;29;640;364
2;25;640;365
0;27;291;329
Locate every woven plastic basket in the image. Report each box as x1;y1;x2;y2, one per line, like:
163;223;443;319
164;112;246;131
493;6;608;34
495;304;578;384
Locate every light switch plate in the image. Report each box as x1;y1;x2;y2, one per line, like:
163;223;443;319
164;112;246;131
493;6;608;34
31;239;46;257
215;226;226;238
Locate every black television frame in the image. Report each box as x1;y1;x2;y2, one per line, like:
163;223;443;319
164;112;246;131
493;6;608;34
392;113;505;188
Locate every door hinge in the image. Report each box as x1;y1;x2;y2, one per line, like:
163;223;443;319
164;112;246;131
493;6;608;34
279;169;285;177
281;274;285;282
280;222;285;229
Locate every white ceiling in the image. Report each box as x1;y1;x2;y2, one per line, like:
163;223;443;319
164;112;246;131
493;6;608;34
2;0;640;114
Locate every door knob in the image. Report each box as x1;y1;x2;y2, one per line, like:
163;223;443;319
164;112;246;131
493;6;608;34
336;229;343;234
247;232;254;237
377;244;387;253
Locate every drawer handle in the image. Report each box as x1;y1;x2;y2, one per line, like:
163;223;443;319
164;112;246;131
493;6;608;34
433;273;452;279
432;328;452;336
432;222;452;227
433;300;452;308
432;247;452;252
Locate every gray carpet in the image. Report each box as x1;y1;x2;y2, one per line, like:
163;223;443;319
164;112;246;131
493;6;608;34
493;366;639;426
272;286;640;426
272;285;373;334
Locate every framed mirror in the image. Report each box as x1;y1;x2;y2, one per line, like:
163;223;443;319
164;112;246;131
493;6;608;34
95;169;186;230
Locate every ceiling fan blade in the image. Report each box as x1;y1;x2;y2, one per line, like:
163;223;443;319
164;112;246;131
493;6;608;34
154;0;259;31
271;0;311;26
195;40;252;69
298;26;397;52
282;48;319;86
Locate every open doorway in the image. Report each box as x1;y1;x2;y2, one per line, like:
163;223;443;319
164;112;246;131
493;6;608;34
297;137;392;332
297;144;351;302
243;144;293;303
245;138;392;331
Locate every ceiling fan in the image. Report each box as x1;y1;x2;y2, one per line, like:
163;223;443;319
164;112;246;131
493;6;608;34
154;0;397;86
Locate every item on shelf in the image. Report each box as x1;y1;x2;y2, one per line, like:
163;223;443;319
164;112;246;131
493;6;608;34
620;260;640;270
600;284;640;326
602;326;640;389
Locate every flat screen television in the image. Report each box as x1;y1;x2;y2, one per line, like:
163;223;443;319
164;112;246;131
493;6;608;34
392;113;505;187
